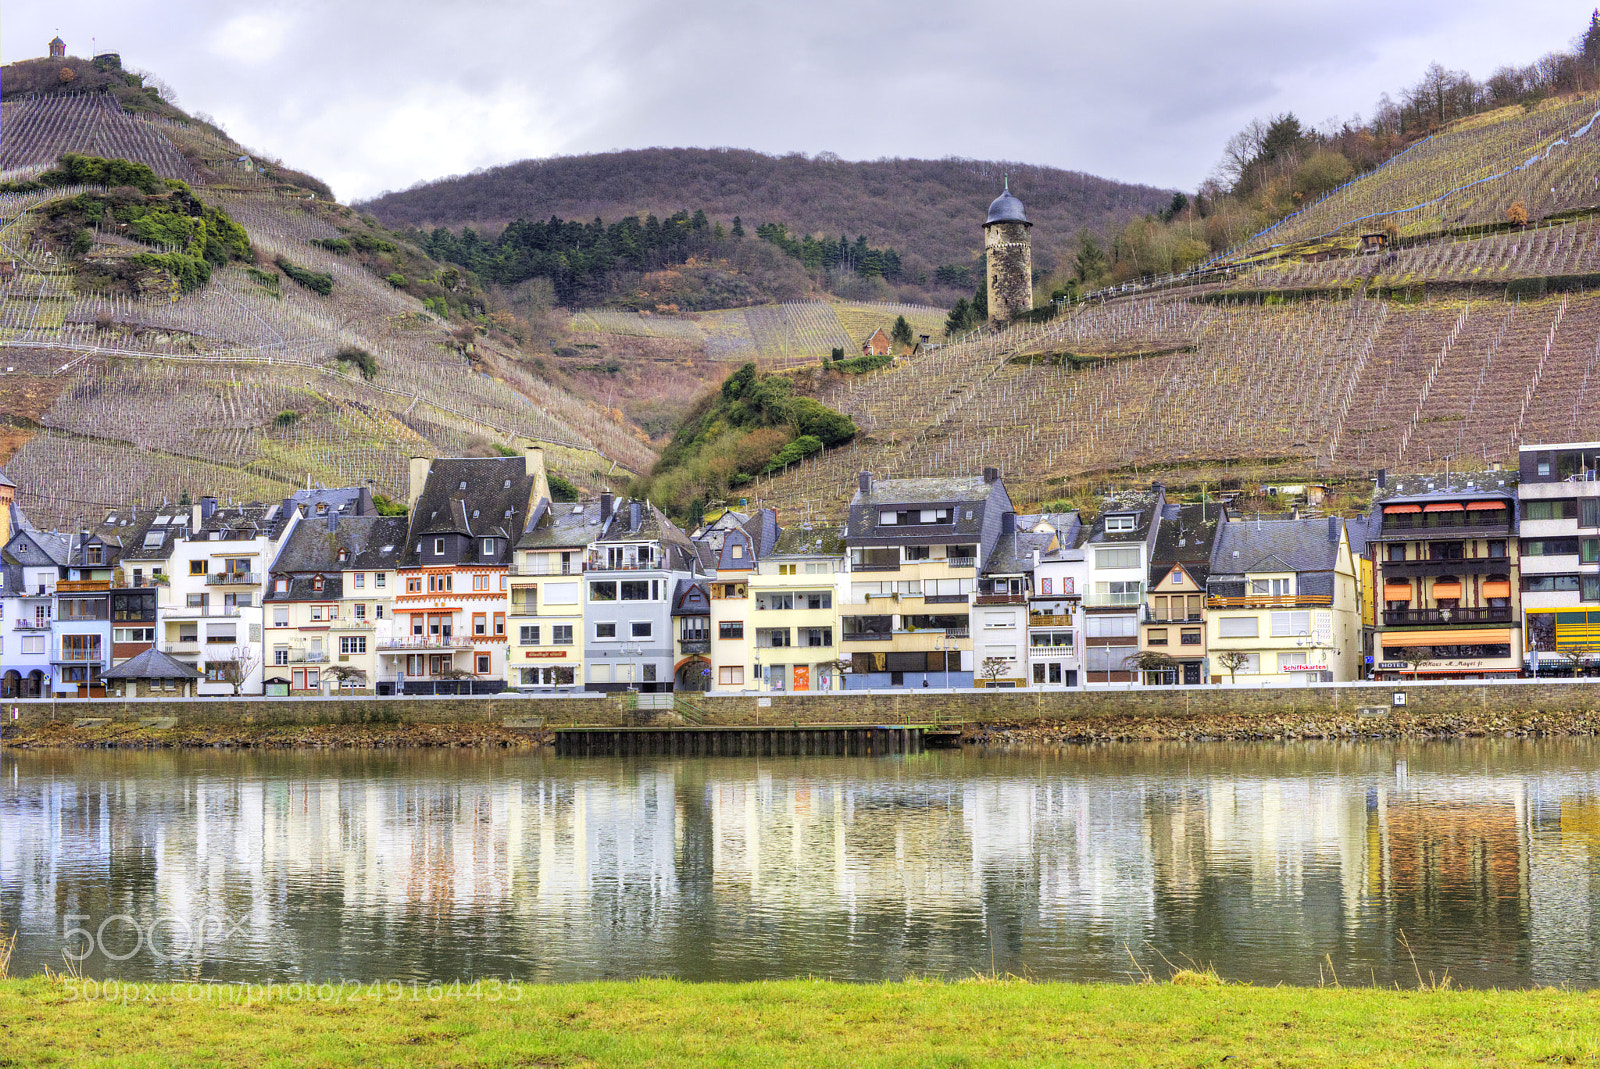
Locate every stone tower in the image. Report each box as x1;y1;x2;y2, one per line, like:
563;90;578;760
49;36;66;58
983;178;1033;322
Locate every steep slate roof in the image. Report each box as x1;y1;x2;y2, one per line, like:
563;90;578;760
7;528;70;567
78;509;161;568
1209;516;1344;579
983;528;1057;575
0;467;14;488
288;486;375;518
1084;490;1162;544
740;508;781;558
1150;502;1223;586
670;578;711;617
264;574;344;602
405;457;538;565
846;473;1011;544
597;499;698;569
198;501;294;539
268;514;409;581
119;510;191;563
1343;512;1384;560
517;500;607;550
101;647;202;680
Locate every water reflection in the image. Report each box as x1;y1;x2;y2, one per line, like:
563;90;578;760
4;742;1600;987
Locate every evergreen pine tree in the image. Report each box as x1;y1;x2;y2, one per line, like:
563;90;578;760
731;216;744;238
891;315;914;347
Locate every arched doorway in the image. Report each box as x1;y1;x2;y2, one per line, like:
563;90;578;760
24;670;44;698
674;657;710;692
1;670;19;698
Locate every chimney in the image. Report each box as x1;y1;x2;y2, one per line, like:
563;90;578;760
1001;510;1015;534
858;471;872;494
408;456;430;510
200;496;218;522
983;467;999;484
601;492;614;524
629;501;642;532
1328;516;1342;543
525;444;550;505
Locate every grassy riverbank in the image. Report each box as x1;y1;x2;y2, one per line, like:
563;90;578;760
2;974;1596;1067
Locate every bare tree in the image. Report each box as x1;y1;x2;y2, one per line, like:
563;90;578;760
978;656;1013;686
1215;649;1252;685
1557;645;1598;678
214;645;260;696
1391;646;1435;681
325;665;368;693
1124;649;1179;685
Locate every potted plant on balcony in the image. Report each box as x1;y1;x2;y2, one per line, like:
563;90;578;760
151;572;170;587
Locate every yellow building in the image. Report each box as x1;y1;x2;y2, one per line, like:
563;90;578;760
508;500;604;690
742;525;848;693
1205;517;1362;685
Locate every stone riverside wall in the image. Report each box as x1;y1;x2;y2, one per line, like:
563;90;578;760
4;682;1599;735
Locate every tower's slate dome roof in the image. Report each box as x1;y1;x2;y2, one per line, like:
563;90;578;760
984;184;1029;225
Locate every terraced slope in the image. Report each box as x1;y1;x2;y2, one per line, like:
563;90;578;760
0;92;641;528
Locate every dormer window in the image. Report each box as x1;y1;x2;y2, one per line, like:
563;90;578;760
337;548;349;562
85;544;103;565
459;481;468;491
433;537;445;555
482;538;497;556
1105;514;1136;533
274;578;287;593
503;479;511;489
316;503;328;515
313;576;325;593
731;544;744;559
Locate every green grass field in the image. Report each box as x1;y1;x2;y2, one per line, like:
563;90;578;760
3;974;1597;1067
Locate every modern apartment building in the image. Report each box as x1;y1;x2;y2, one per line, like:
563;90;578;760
841;470;1012;689
1206;517;1362;685
162;498;300;695
974;513;1066;687
1518;442;1600;675
583;497;699;693
1371;488;1521;680
1081;489;1164;686
742;523;848;692
1027;519;1088;689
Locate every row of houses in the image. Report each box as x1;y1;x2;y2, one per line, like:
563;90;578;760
1;441;1596;698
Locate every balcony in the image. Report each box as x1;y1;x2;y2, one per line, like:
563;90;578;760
943;627;970;639
162;606;241;618
13;619;52;630
377;637;475;652
1083;593;1144;608
1380;556;1512;577
1029;614;1073;628
161;642;200;656
843;632;893;642
508;563;578;577
1142;609;1204;623
329;619;375;630
57;579;110;593
21;585;56;598
287;650;330;664
852;561;901;572
943;557;977;570
584;558;660;572
923;594;968;604
975;593;1026;605
52;649;105;663
679;639;710;655
1205;595;1333;609
1382;606;1515;626
206;572;261;586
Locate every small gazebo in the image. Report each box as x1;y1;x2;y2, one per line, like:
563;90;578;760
101;648;202;698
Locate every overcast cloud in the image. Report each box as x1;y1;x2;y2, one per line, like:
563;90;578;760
5;1;1588;202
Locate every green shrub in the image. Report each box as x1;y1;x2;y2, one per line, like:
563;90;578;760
372;493;408;517
310;237;351;254
274;410;299;426
246;266;281;296
549;473;580;502
334;345;378;379
830;350;892;374
791;396;856;446
384;273;407;287
130;251;211;292
350;232;396;254
0;153;162;194
276;256;334;295
762;434;823;474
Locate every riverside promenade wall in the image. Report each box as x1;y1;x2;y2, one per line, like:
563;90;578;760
3;681;1599;745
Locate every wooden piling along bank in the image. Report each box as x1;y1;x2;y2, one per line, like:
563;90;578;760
553;725;953;757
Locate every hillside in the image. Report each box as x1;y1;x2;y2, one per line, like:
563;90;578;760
357;149;1175;298
732;92;1600;517
0;58;648;530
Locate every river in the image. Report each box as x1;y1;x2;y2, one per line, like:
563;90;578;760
4;740;1599;988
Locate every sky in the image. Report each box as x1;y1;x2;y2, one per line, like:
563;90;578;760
6;1;1591;203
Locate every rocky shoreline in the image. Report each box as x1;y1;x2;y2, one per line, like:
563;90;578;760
965;706;1600;746
0;721;548;750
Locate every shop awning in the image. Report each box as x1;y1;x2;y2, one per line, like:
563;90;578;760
1423;502;1465;512
1385;504;1422;514
1381;628;1514;648
1466;501;1508;511
1483;580;1512;598
1431;581;1463;598
1383;582;1413;598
